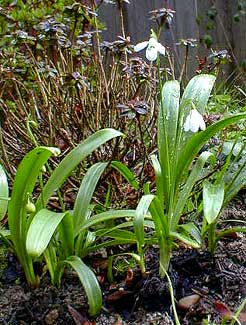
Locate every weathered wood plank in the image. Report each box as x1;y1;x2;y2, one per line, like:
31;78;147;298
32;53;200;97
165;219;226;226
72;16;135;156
98;0;246;79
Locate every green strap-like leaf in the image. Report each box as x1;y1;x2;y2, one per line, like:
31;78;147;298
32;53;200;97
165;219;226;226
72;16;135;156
203;180;224;224
26;209;69;257
172;151;215;229
180;74;216;115
224;163;246;206
111;161;139;190
75;209;135;237
134;194;155;249
158;80;180;207
58;212;74;257
8;146;59;286
103;229;137;241
176;113;246;186
160;80;180;159
36;128;122;209
170;231;200;248
177;222;202;246
0;165;9;221
65;256;102;316
151;155;164;207
73;162;108;233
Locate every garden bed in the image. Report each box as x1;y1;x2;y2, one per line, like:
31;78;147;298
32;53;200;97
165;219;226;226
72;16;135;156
1;196;246;325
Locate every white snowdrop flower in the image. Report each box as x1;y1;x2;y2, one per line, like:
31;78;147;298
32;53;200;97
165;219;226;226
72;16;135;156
183;108;206;133
134;37;166;61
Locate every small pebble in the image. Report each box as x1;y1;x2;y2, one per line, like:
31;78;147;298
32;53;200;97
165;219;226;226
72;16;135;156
45;309;59;325
178;294;200;310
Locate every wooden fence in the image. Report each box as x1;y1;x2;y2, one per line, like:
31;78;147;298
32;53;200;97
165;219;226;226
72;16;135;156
98;0;246;80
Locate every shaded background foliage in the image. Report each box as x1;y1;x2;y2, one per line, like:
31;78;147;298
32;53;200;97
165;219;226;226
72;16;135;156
0;0;245;208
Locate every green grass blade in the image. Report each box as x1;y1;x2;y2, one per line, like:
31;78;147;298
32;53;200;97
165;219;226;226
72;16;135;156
73;162;108;233
36;129;123;209
0;165;9;221
217;227;246;239
111;161;139;190
65;256;102;316
26;209;69;257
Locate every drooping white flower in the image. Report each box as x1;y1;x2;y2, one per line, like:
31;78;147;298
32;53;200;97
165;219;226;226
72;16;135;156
183;108;206;133
134;37;166;61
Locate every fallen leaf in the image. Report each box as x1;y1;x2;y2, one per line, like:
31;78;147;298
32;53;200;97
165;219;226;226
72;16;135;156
215;301;232;318
67;304;94;325
215;301;246;322
107;289;132;303
125;269;134;286
97;273;106;285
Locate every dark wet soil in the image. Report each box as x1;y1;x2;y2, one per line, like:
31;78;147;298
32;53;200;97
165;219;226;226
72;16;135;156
1;195;246;324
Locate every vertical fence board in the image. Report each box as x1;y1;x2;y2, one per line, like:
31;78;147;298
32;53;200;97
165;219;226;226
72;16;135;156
98;0;246;80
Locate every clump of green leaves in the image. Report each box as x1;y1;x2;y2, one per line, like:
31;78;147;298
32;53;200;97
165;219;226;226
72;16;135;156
133;73;246;276
0;128;130;316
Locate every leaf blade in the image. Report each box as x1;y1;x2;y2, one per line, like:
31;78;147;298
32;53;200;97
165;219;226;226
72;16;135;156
0;165;9;221
37;128;122;209
203;181;224;224
65;256;102;316
26;209;69;257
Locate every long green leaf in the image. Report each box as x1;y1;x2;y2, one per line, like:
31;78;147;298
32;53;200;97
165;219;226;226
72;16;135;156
172;151;215;229
65;256;102;316
177;223;202;245
224;163;246;206
111;161;139;190
170;231;200;248
75;209;135;237
151;155;164;207
73;162;107;233
0;165;8;220
148;196;172;273
203;180;224;224
26;209;69;257
176;113;246;186
134;194;155;249
58;212;74;257
158;80;180;207
36;128;122;209
103;229;137;241
161;80;180;158
180;74;216;114
8;146;59;285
